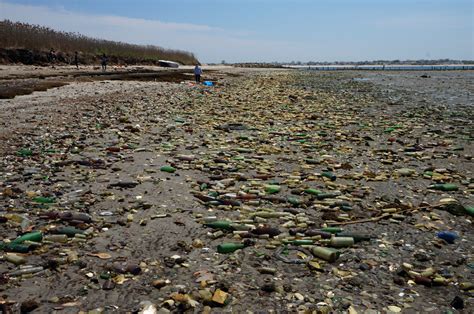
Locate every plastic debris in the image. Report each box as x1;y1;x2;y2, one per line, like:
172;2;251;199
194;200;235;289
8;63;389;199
0;67;472;312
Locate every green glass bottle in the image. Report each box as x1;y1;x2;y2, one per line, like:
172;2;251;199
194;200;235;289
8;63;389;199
11;231;43;244
217;242;245;253
305;159;319;165
287;197;301;206
253;211;287;218
265;185;281;194
283;239;313;246
305;230;332;238
32;196;55;204
320;227;343;234
44;234;68;243
340;205;353;212
304;188;321;196
465;206;474;216
329;237;354;248
17;148;33;157
321;171;336;181
311;246;340;262
423;171;433;178
160;165;176;173
317;193;339;200
56;226;84;237
428;183;458;191
204;220;234;230
0;242;31;253
236;148;252;153
4;253;26;265
336;232;371;242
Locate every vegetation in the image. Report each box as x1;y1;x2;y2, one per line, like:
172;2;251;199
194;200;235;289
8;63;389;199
0;20;198;65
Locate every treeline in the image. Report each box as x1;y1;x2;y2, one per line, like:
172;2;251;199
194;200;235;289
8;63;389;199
0;20;198;65
232;63;284;68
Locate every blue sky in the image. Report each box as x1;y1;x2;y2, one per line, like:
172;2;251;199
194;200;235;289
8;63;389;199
1;0;472;63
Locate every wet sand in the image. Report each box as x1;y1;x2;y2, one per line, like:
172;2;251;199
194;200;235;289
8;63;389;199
0;67;473;313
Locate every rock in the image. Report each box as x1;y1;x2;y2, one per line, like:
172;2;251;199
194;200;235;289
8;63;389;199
394;168;416;176
261;282;276;293
439;202;467;216
359;263;370;271
20;300;40;312
211;289;229;305
152;279;170;289
450;296;464;310
108;180;139;188
386;305;402;312
257;267;277;275
192;239;204;248
138;301;158;314
393;277;405;286
102;280;115;290
345;276;363;288
414;251;431;262
199;289;213;302
201;306;212;314
438;269;453;278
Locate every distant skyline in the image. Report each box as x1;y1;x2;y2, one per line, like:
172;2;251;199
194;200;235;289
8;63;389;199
0;0;472;63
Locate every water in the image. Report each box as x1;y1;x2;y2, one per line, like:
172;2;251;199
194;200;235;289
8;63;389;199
286;65;474;71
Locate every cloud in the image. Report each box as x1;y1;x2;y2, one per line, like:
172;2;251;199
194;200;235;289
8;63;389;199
0;1;292;62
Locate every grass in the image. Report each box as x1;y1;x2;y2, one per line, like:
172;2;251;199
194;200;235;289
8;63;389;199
0;20;198;65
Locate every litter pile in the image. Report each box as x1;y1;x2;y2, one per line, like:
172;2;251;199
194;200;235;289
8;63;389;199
0;69;472;312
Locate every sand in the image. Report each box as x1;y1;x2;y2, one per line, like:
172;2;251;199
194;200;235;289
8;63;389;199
0;66;472;312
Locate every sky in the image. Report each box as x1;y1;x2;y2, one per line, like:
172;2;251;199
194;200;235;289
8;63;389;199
0;0;473;63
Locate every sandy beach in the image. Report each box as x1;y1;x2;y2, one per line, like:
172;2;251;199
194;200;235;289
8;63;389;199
0;66;473;312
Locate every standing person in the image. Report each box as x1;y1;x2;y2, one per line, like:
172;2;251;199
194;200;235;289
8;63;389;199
74;51;79;69
49;48;56;68
101;53;108;72
194;64;202;83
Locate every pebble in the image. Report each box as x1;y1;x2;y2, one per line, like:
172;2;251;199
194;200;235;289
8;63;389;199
0;68;472;313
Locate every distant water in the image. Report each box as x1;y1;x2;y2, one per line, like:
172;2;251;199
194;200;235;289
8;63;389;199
286;65;474;71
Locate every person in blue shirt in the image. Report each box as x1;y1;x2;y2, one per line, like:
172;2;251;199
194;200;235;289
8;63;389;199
101;53;108;72
194;64;202;83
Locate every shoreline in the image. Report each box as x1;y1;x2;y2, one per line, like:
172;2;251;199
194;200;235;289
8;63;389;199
286;64;474;71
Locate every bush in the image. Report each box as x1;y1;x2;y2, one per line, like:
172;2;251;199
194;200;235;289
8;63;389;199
0;20;198;65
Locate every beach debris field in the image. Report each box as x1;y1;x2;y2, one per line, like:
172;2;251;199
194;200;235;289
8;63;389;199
0;68;473;313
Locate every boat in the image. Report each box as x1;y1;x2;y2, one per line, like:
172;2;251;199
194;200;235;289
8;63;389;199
158;60;180;68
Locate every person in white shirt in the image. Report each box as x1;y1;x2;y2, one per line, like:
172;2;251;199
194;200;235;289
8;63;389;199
194;64;202;83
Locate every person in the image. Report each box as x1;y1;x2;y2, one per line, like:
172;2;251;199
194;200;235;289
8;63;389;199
49;48;56;68
194;64;202;83
74;51;79;69
101;53;108;72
